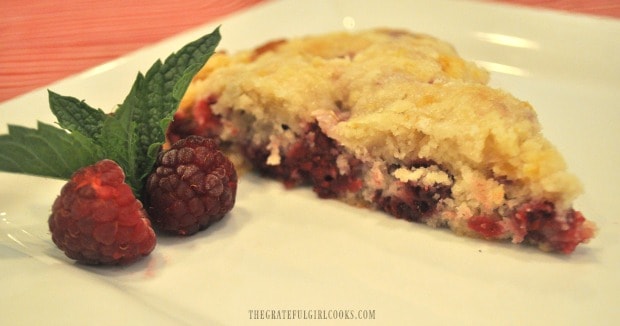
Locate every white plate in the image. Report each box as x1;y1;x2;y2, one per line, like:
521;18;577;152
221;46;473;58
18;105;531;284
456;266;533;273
1;0;619;324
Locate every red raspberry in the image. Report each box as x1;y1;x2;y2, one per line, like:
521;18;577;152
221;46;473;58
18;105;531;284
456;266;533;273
144;135;237;235
48;159;156;265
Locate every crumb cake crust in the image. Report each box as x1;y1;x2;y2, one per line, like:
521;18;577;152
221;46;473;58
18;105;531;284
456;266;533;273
171;29;596;253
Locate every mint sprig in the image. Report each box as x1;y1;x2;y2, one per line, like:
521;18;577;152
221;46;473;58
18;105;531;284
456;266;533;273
116;27;221;187
0;122;104;178
0;27;221;196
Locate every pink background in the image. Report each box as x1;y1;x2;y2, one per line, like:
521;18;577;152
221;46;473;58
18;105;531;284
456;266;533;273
1;0;618;103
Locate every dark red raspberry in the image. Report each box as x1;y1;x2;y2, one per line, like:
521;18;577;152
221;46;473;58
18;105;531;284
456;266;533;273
48;159;156;265
144;135;237;235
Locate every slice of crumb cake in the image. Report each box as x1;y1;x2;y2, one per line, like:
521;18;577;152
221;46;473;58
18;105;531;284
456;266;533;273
169;28;596;253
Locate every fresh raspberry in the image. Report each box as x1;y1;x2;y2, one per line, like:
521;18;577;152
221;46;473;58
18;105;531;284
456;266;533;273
48;159;156;265
144;135;237;235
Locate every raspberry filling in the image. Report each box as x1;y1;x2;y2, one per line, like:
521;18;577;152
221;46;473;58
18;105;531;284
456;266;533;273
167;95;222;145
244;123;452;222
468;201;594;253
374;162;452;222
244;123;363;199
513;202;593;253
468;215;505;239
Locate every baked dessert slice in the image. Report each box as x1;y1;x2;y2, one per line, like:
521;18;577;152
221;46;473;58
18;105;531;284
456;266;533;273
169;28;596;253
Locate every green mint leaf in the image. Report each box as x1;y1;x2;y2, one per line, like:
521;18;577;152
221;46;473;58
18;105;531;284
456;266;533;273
98;94;140;193
48;90;108;139
113;27;221;191
0;122;104;179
